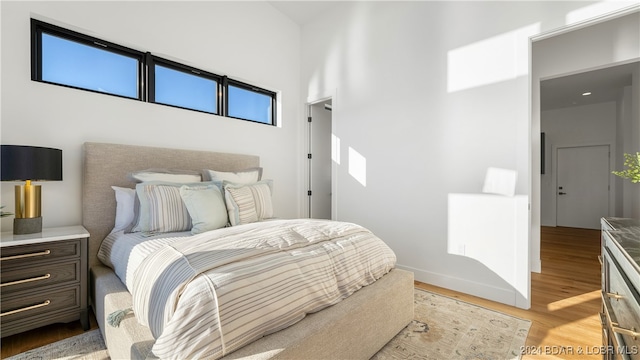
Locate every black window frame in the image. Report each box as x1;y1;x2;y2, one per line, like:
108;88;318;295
31;19;146;101
225;78;277;125
31;18;278;126
147;54;223;115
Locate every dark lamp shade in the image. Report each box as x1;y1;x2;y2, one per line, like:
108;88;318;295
1;145;63;181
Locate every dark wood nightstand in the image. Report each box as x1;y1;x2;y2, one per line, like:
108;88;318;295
0;226;90;337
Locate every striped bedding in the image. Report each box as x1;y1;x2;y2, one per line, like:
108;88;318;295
99;219;396;359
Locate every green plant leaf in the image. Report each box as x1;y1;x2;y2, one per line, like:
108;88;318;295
612;152;640;183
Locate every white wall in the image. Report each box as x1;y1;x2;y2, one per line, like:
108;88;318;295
628;69;640;218
1;1;303;231
541;102;618;226
301;1;639;306
618;69;640;219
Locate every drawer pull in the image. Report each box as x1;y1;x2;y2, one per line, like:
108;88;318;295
601;292;620;327
0;273;51;288
612;326;640;340
606;292;624;301
0;250;51;261
0;300;50;317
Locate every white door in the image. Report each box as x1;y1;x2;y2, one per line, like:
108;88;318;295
309;100;332;219
556;145;610;229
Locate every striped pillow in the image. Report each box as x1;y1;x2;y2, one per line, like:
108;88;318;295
133;181;221;233
224;180;273;226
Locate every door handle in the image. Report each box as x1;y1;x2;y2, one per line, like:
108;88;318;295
559;192;567;195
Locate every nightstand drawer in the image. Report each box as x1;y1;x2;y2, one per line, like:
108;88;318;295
0;226;89;337
0;286;80;322
0;239;80;268
1;261;80;295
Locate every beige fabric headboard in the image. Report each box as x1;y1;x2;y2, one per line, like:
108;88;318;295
82;142;260;268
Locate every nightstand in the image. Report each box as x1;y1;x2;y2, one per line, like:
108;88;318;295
0;225;90;337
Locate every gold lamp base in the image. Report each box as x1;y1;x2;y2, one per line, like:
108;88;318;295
13;181;43;235
14;217;42;235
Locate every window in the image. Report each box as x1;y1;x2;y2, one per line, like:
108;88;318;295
31;19;277;125
32;19;144;100
149;56;221;114
227;80;276;125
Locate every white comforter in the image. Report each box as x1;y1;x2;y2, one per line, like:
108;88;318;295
101;219;396;359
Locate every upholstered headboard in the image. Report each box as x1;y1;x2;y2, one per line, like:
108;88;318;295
82;142;260;268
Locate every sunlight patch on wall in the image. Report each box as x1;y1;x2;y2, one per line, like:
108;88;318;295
448;193;530;308
348;147;366;186
566;1;636;25
447;23;540;93
332;133;341;165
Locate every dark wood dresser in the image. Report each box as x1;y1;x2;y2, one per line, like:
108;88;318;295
601;217;640;359
0;226;90;337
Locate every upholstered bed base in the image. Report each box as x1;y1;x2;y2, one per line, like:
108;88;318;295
92;266;414;359
83;142;414;359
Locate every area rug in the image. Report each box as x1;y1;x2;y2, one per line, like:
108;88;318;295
371;289;531;359
6;289;530;360
5;328;108;360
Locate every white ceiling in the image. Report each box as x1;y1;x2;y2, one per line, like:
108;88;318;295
268;1;337;26
541;61;637;111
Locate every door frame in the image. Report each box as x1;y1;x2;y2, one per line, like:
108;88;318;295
529;4;638;273
552;143;612;228
305;93;337;220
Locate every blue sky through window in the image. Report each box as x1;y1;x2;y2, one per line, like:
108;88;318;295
228;85;272;124
155;65;217;114
41;33;138;98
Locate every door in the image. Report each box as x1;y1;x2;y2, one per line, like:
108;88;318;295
556;145;610;229
308;100;332;219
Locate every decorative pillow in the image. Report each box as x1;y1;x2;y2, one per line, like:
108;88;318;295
125;169;204;233
224;180;273;226
132;181;219;233
202;167;263;184
129;168;202;183
111;186;135;232
179;184;228;234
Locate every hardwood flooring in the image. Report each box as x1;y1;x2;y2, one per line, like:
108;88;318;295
1;226;602;359
0;312;99;358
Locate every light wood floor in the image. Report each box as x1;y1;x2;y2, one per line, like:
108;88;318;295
1;226;602;359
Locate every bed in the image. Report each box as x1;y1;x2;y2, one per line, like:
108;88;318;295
82;142;414;359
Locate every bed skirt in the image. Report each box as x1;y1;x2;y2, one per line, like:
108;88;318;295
91;265;414;360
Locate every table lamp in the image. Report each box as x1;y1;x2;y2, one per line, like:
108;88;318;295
1;145;63;234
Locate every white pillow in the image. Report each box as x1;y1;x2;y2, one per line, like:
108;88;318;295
129;168;202;183
203;167;262;184
224;180;273;226
180;184;228;234
111;186;136;232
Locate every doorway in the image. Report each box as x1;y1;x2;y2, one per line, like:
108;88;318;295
531;6;638;274
556;145;610;229
307;99;332;219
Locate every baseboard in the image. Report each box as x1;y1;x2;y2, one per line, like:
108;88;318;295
531;258;542;273
397;264;518;307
